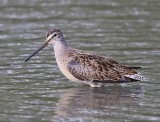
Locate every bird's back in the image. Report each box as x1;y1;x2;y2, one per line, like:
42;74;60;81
64;47;143;84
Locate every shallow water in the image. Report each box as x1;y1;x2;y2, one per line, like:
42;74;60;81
0;0;160;121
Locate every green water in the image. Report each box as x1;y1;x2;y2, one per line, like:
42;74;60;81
0;0;160;122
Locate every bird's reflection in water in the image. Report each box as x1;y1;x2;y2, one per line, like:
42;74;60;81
53;85;142;121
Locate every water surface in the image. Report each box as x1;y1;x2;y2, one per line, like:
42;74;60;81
0;0;160;121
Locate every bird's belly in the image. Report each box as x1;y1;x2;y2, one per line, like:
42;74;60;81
60;67;80;82
56;58;105;87
56;60;80;82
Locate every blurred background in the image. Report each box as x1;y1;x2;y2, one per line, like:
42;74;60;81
0;0;160;122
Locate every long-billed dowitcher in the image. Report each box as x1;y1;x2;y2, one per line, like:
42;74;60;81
25;29;144;87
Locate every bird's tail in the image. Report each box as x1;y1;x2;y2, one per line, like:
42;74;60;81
126;66;141;70
124;74;144;81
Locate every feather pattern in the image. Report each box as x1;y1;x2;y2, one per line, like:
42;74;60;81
25;29;144;87
66;47;142;83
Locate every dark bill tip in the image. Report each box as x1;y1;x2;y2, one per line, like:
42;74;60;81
24;41;48;62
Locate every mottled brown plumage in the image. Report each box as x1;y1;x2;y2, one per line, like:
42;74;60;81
25;29;144;87
66;48;141;84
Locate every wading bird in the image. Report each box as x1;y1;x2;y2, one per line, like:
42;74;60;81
25;29;144;87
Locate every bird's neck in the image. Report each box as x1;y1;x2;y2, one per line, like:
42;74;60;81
53;38;69;58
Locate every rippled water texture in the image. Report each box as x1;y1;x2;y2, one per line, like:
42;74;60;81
0;0;160;122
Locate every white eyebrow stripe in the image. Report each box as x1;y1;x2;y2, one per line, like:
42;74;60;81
46;33;55;41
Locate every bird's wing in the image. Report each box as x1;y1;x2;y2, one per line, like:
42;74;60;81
67;52;139;83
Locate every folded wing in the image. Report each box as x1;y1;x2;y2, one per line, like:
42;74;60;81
67;52;142;83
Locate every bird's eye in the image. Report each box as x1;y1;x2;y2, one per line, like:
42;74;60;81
53;34;57;37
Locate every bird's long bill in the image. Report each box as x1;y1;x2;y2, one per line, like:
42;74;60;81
25;40;49;62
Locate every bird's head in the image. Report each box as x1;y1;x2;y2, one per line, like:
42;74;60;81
25;29;63;62
46;29;63;45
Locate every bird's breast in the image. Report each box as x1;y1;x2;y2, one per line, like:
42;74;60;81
55;56;81;82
